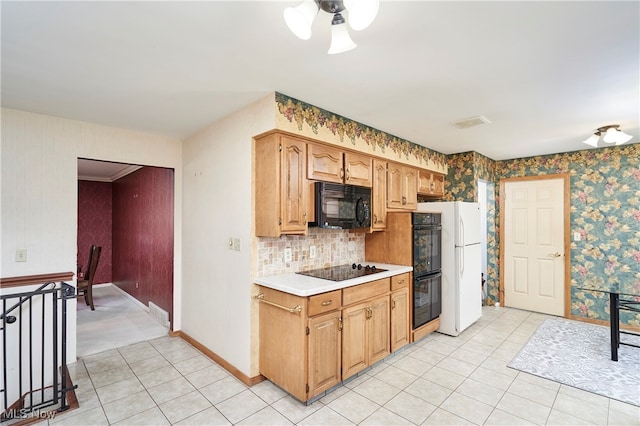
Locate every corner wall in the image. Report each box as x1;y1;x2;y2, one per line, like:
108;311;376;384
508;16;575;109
181;94;275;378
0;108;183;360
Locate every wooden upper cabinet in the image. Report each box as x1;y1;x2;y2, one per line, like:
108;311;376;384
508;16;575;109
371;159;387;231
387;163;417;210
255;132;308;237
281;137;309;233
307;144;372;187
344;152;373;187
307;144;343;184
418;170;445;198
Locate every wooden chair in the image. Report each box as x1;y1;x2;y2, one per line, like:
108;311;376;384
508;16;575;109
77;245;102;310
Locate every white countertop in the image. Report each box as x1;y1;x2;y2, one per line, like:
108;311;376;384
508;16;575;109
255;263;413;297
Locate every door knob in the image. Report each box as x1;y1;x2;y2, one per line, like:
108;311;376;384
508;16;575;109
549;252;561;258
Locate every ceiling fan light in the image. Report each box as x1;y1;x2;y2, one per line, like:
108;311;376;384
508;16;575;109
582;133;600;147
328;20;357;54
344;0;379;31
614;130;632;145
284;0;318;40
602;127;621;144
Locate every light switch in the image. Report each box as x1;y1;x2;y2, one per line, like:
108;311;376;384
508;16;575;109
310;245;316;259
284;248;292;262
15;249;27;262
573;232;581;242
233;238;241;251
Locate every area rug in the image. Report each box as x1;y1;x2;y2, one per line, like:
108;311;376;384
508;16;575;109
508;318;640;406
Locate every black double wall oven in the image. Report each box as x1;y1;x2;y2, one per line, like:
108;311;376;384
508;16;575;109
412;212;442;329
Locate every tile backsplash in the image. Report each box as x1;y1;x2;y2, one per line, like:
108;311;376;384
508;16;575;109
256;228;366;277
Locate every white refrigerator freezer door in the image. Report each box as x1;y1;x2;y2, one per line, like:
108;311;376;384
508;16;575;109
457;243;482;333
456;202;482;246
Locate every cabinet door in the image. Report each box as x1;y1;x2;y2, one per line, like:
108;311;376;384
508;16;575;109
368;296;390;365
308;311;342;398
281;137;308;233
431;173;445;197
418;170;432;194
341;304;368;380
371;160;387;230
307;144;343;183
344;152;373;187
388;164;417;210
390;288;409;352
403;167;418;209
387;163;404;209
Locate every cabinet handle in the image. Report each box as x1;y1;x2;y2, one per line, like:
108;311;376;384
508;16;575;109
402;196;407;205
373;214;378;224
321;300;332;306
397;279;404;284
392;300;396;309
366;307;372;319
338;317;343;331
303;212;307;225
346;169;350;181
340;168;344;179
254;293;302;314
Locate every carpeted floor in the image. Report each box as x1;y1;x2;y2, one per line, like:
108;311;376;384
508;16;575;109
508;317;640;407
76;284;169;357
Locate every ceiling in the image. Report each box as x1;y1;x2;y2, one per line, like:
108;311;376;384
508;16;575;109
2;1;638;161
77;158;142;182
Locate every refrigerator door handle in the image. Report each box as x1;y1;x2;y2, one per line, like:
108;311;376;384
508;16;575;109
460;216;465;247
460;246;465;279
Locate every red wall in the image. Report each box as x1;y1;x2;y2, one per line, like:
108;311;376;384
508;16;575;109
77;181;112;284
112;167;175;325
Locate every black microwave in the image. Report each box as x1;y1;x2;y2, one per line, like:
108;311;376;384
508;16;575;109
311;182;371;230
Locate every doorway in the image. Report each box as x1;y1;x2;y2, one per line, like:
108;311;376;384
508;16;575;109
77;158;174;356
500;174;570;316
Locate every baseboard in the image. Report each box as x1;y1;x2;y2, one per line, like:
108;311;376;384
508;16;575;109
97;283;151;313
175;330;265;387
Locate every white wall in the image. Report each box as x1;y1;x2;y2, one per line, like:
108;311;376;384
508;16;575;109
181;94;274;378
0;108;183;360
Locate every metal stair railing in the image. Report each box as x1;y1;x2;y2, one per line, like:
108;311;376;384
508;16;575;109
1;281;77;423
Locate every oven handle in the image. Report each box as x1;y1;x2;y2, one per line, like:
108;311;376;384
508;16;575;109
415;272;442;282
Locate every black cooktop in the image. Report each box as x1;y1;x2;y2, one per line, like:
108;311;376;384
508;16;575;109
297;263;387;282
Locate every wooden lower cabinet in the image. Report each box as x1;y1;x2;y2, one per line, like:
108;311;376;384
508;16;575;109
390;273;410;352
308;311;342;397
258;276;404;402
391;287;410;352
258;287;340;402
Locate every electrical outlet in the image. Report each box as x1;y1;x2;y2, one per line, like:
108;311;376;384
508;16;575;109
233;237;241;251
15;249;27;262
309;245;316;259
135;282;139;289
284;247;292;262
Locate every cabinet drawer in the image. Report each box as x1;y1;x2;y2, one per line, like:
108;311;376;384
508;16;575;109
308;290;341;316
343;278;390;306
391;273;410;291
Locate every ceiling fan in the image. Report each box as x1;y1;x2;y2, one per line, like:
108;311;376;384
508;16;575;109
284;0;380;54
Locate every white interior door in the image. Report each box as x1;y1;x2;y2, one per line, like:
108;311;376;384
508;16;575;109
503;178;565;316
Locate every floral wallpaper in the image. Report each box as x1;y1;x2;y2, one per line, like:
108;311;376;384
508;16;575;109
275;92;447;171
444;152;498;303
445;144;640;327
272;93;638;327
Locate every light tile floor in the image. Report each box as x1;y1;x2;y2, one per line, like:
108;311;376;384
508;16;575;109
47;306;639;425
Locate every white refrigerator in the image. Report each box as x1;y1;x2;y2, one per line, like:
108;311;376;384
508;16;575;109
418;201;482;336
